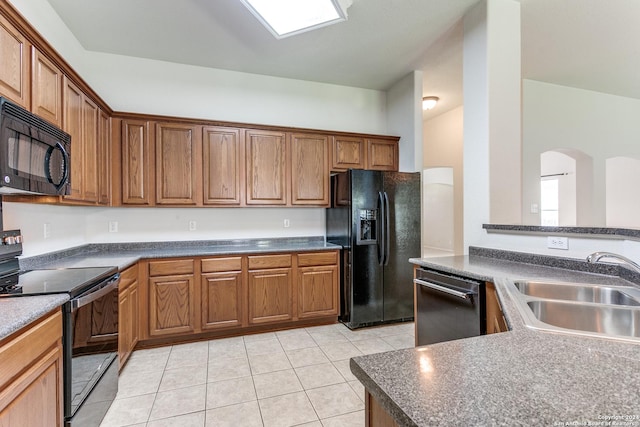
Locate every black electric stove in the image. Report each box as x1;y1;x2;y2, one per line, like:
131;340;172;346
0;266;118;297
0;229;120;427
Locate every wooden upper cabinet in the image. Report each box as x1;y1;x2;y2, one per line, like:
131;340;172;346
98;110;111;205
121;120;152;205
290;133;329;206
245;129;287;205
31;48;62;127
0;14;29;108
82;96;99;202
62;77;99;203
331;136;365;171
62;77;83;201
155;122;200;205
202;126;243;205
366;138;398;171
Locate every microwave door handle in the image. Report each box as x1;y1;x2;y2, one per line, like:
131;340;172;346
45;143;70;190
58;143;70;189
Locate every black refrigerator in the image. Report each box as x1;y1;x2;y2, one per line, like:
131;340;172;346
326;169;421;329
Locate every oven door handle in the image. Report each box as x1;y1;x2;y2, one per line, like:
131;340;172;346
413;278;474;300
71;275;120;309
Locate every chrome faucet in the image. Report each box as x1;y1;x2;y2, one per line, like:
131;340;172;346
586;252;640;274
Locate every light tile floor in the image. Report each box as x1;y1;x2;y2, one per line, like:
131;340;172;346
100;322;415;427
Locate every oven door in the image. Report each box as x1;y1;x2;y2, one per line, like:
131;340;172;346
63;274;120;427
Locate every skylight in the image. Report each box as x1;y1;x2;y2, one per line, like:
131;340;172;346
240;0;351;39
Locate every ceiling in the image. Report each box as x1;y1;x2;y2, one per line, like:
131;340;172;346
43;0;640;120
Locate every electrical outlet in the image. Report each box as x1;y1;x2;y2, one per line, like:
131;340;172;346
189;220;197;231
284;219;290;228
108;221;118;233
547;236;569;250
530;203;539;214
43;223;51;239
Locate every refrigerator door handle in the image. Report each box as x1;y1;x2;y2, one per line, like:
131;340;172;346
383;191;390;266
377;191;385;266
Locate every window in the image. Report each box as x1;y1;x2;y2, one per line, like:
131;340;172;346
540;178;559;226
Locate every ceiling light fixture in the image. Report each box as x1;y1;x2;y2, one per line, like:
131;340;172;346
422;96;439;110
239;0;352;39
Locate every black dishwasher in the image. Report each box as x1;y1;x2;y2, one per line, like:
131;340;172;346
414;268;486;346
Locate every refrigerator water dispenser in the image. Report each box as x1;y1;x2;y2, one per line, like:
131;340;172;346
356;209;377;245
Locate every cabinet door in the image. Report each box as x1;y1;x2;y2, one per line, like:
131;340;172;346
155;123;200;205
290;133;329;206
118;286;130;365
0;347;63;427
202;272;243;330
121;120;152;205
0;311;63;427
98;110;111;205
331;136;364;171
202;126;243;205
130;280;139;347
298;265;338;318
148;274;195;337
245;130;287;205
82;96;99;202
248;268;292;324
31;47;62;127
63;77;83;201
0;14;29;108
366;138;398;171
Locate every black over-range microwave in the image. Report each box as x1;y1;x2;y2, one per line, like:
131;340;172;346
0;97;71;195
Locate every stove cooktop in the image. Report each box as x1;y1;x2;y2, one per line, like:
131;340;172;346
0;267;118;298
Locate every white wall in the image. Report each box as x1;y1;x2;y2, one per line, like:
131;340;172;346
606;157;640;227
423;106;464;255
387;71;423;172
3;202;325;256
5;0;396;256
522;79;640;226
486;0;521;225
463;0;521;251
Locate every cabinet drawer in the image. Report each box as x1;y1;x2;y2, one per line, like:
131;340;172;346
202;257;243;273
149;259;194;277
120;264;139;288
298;251;338;267
248;254;292;270
0;310;61;389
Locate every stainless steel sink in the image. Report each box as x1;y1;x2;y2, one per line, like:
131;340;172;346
514;281;640;306
526;300;640;339
507;280;640;342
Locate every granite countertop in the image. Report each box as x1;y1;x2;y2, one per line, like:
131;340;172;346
1;237;339;342
350;252;640;426
0;294;69;341
20;237;341;271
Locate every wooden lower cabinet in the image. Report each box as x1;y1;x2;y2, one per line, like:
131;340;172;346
138;250;339;344
201;256;244;330
248;268;293;324
486;282;508;334
365;391;399;427
148;259;196;337
297;252;338;319
118;264;139;368
0;310;63;427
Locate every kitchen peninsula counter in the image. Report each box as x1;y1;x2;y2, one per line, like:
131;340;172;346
19;237;340;271
351;250;640;426
0;294;68;340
